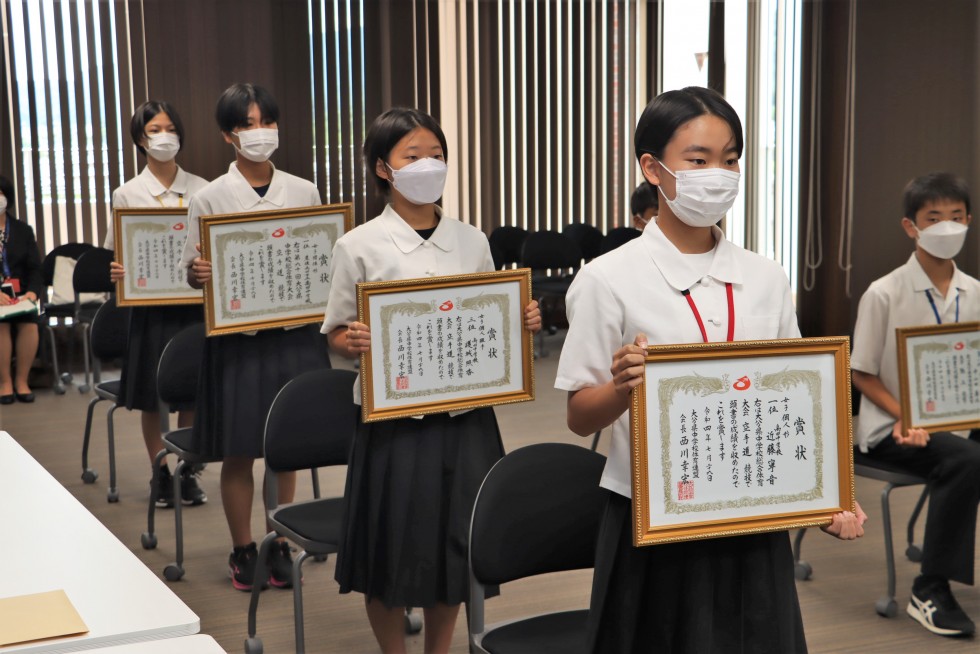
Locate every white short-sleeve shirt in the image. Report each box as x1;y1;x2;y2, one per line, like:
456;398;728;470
555;221;801;498
851;252;980;451
321;203;495;405
178;162;321;271
105;166;208;249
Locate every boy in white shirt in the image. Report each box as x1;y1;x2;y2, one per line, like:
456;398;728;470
851;172;980;637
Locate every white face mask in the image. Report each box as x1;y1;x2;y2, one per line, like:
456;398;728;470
0;195;7;215
915;220;969;259
657;160;740;228
234;128;279;163
387;157;447;205
145;132;180;162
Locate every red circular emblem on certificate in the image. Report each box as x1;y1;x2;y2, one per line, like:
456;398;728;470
272;228;285;238
173;222;185;230
439;301;454;311
954;342;965;350
733;376;751;391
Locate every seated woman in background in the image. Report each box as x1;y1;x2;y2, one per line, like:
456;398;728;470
0;175;43;404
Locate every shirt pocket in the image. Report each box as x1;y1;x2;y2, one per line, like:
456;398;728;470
738;313;781;340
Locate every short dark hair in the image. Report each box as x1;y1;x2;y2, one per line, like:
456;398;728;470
0;175;14;217
902;172;972;221
630;181;658;216
215;83;279;133
634;86;743;162
130;101;184;156
363;108;449;193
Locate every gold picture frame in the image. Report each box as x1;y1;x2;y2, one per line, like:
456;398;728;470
200;203;353;336
357;268;535;423
113;208;203;307
896;321;980;433
630;337;854;547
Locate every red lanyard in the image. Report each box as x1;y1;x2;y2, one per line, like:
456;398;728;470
681;282;734;343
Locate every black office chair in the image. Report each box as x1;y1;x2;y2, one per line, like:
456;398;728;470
244;368;358;654
562;223;603;263
79;296;130;502
139;323;218;584
598;226;641;255
520;231;581;357
489;226;529;270
72;247;114;393
40;242;95;393
793;447;928;617
468;442;606;654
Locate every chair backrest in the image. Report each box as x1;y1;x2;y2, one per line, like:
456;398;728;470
562;223;603;262
73;247;115;295
470;442;606;585
520;231;582;272
42;242;95;286
263;368;359;473
488;226;529;269
599;226;641;255
89;296;130;361
157;323;206;407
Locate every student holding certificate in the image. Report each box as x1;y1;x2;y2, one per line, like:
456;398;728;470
0;175;42;404
555;87;866;653
182;83;330;593
106;102;209;508
322;108;541;654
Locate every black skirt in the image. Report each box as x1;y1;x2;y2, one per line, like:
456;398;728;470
192;324;331;459
588;492;807;654
334;407;504;608
120;305;203;412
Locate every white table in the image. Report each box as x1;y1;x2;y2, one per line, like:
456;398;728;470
0;432;200;652
85;635;225;653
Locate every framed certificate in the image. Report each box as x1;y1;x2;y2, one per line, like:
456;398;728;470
113;208;203;307
200;203;353;336
896;321;980;433
357;269;534;423
630;337;854;547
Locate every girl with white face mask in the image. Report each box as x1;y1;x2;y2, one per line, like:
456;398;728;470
182;83;330;592
106;101;209;510
556;87;867;654
322;108;542;654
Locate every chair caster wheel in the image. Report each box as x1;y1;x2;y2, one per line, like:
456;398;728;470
244;637;264;654
107;490;119;503
404;610;422;634
81;469;98;483
794;561;812;581
875;597;898;618
78;384;90;394
905;545;923;562
141;532;157;549
61;372;73;384
163;564;184;581
54;385;66;395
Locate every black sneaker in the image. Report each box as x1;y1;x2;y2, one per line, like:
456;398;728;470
908;576;976;636
180;468;207;506
153;466;175;509
268;540;296;589
229;542;267;592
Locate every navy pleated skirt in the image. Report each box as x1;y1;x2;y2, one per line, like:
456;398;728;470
335;407;504;608
120;304;203;412
587;491;807;654
192;324;331;459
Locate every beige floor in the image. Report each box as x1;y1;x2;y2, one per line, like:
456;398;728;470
1;335;977;653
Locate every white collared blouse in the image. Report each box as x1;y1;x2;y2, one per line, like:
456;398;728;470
321;204;495;405
105;166;208;250
555;221;800;498
851;253;980;451
178;162;321;271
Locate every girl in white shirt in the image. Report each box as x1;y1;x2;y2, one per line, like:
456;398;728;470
107;101;209;509
556;87;866;653
322;108;541;654
185;84;330;592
